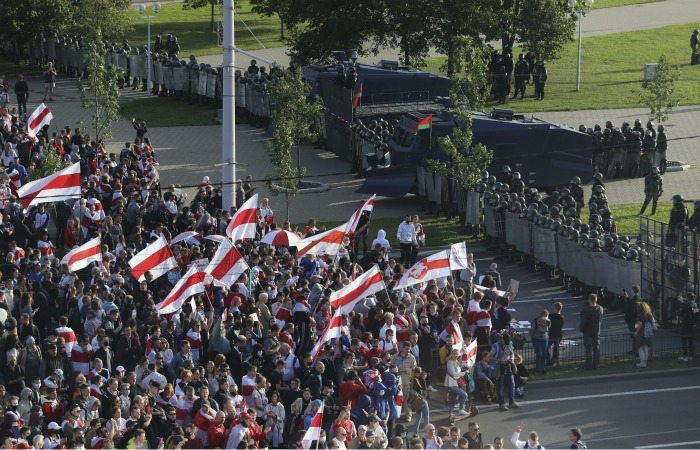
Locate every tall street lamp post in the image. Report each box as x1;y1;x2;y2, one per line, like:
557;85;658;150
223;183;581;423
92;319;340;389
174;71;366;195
137;3;161;101
568;0;594;92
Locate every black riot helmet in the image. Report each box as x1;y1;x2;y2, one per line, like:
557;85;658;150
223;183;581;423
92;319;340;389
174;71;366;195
593;172;603;181
646;120;654;129
594;124;601;132
502;165;512;174
694;200;700;210
634;119;642;128
593;185;604;194
513;172;521;180
605;121;614;129
250;59;257;66
571;176;581;185
672;194;684;204
658;124;665;132
578;124;586;133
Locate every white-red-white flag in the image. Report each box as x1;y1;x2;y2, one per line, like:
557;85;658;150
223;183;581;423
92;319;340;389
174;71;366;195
294;222;348;258
60;237;102;272
27;103;53;139
310;309;344;361
462;339;478;366
300;402;324;449
129;235;178;282
345;194;376;235
155;264;206;315
329;265;384;314
16;162;81;210
439;319;464;346
393;249;452;290
226;193;258;241
204;238;249;287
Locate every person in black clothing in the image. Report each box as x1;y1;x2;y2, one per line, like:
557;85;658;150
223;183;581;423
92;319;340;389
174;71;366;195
354;208;371;260
132;118;148;140
547;302;564;367
580;293;604;370
14;75;29;117
492;297;512;332
678;293;696;362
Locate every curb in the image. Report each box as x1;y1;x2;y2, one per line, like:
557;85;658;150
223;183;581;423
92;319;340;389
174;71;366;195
527;363;700;385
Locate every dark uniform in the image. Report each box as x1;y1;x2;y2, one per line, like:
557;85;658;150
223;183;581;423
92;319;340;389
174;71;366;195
656;125;668;175
533;61;547;100
626;130;642;178
687;201;700;231
607;128;626;179
640;167;662;215
592;131;605;173
513;55;528;99
690;30;699;65
641;130;656;176
570;177;585;214
667;195;688;248
493;64;508;104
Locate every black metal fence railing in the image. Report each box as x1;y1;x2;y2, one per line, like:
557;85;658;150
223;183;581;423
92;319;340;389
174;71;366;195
640;216;700;324
514;332;681;366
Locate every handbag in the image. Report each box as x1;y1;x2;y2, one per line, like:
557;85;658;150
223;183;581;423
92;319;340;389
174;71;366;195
467;374;475;393
409;390;427;411
457;376;467;389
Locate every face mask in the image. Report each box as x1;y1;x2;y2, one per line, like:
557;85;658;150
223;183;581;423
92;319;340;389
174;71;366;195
320;438;326;444
378;390;385;396
33;383;41;389
257;351;263;357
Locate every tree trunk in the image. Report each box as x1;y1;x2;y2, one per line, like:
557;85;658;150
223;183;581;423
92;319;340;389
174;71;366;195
210;2;215;32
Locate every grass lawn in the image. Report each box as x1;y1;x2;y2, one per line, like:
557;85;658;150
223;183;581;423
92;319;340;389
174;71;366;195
593;0;663;8
123;0;284;57
579;201;673;236
294;216;481;249
119;97;219;127
424;23;700;112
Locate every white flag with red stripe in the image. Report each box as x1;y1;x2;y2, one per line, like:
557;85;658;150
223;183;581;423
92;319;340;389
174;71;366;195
205;238;249;287
393;249;452;290
294;222;348;258
60;237;102;272
310;309;344;361
27;103;53;139
129;235;178;282
462;339;478;366
345;194;376;235
226;193;258;241
396;387;403;417
329;265;384;314
155;264;206;315
16;162;81;210
439;319;464;347
300;402;324;449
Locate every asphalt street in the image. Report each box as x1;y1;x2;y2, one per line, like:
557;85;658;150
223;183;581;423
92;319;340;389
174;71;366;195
421;369;700;449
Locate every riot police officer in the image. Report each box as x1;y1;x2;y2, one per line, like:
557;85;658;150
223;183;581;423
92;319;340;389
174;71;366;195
627;130;642;178
656;124;668;174
607;127;626;179
592;172;605;189
690;29;699;65
646;120;656;140
501;165;513;186
570;176;585;213
687;201;700;231
592;129;604;173
667;194;688;248
641;130;656;175
248;59;259;75
640;167;663;215
534;60;547;100
633;119;644;135
510;172;525;196
600;208;617;233
493;63;508;104
513;54;528;99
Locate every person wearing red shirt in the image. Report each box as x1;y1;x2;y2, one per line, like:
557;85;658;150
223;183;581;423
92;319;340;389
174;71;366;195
332;407;355;447
207;410;227;448
338;370;367;408
362;339;385;364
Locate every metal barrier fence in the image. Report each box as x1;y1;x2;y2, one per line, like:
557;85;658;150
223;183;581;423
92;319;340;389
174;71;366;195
513;331;681;366
640;216;700;324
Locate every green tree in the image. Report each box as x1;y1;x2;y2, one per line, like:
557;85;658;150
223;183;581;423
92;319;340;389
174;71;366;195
182;0;218;32
265;72;324;220
638;54;683;124
428;44;493;189
375;0;435;67
28;147;66;181
250;0;292;39
77;40;122;143
70;0;133;40
286;0;385;65
0;0;70;57
430;0;498;77
513;0;576;60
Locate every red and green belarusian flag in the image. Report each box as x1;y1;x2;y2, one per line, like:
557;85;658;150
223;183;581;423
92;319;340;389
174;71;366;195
412;114;432;134
353;83;363;108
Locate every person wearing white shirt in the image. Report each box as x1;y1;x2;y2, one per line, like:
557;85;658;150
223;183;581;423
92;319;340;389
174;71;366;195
396;215;417;266
379;313;397;343
511;422;545;449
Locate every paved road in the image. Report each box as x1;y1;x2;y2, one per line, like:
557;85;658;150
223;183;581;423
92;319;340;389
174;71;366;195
424;369;700;448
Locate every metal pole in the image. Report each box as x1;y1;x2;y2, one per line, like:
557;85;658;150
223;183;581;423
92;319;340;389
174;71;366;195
222;0;236;212
147;16;152;100
575;11;581;91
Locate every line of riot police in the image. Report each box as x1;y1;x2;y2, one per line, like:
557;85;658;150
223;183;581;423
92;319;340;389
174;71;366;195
584;118;668;180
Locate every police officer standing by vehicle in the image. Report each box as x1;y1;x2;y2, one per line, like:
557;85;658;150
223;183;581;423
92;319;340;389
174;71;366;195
690;29;699;65
534;60;547;101
639;167;662;216
656;124;668;174
512;54;529;100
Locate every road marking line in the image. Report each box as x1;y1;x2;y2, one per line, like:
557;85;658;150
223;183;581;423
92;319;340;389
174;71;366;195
636;441;700;448
593;427;700;442
522;385;700;405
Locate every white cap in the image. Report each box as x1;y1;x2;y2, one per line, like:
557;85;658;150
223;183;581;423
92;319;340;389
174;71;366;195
48;422;62;431
116;366;126;372
203;176;210;183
